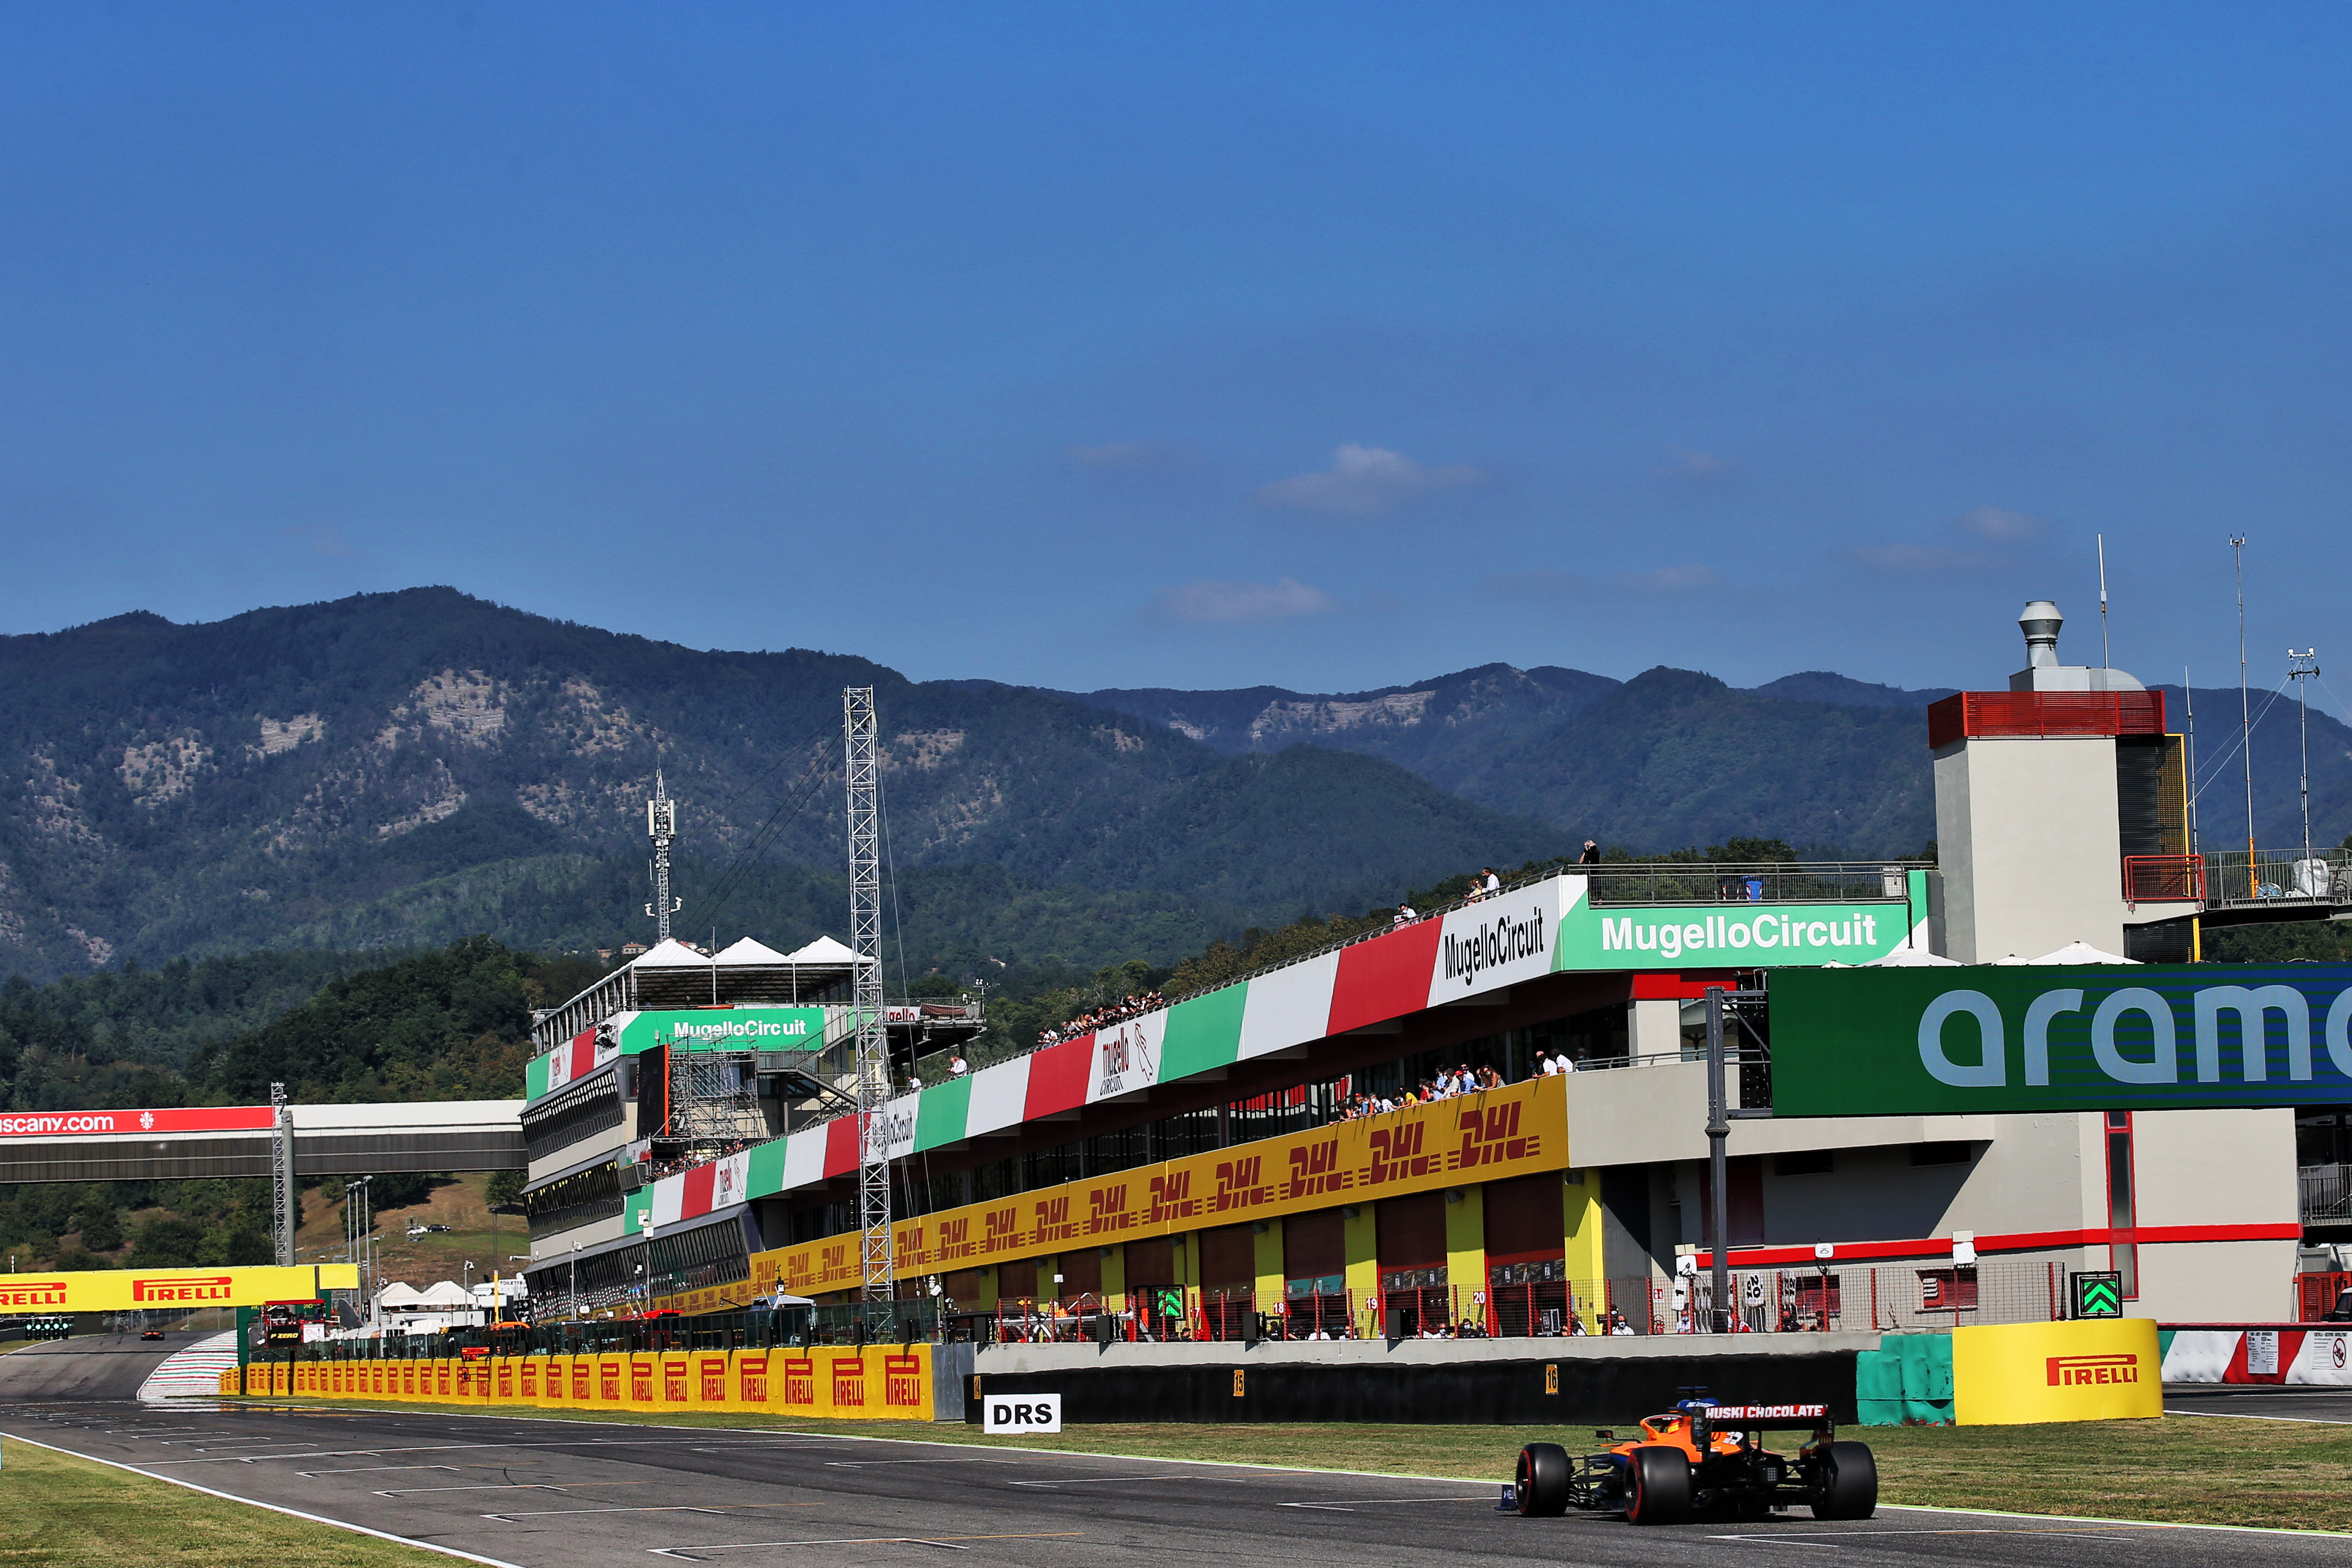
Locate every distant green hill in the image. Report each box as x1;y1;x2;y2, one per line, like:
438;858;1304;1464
9;591;2335;985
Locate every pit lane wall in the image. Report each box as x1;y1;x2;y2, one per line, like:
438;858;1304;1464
220;1343;939;1419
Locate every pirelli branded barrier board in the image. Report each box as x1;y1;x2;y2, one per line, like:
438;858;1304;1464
229;1343;937;1421
1949;1318;2163;1426
0;1263;358;1313
656;1074;1567;1313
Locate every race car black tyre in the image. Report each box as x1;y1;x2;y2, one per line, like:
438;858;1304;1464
1624;1446;1692;1526
1810;1441;1878;1520
1515;1443;1570;1517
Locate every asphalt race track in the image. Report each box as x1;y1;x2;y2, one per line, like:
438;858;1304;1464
2166;1385;2352;1425
0;1329;203;1401
7;1397;2350;1568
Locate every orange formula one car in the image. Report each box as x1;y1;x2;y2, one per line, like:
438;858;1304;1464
1507;1394;1876;1526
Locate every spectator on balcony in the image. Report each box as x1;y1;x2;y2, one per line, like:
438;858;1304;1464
1578;840;1602;865
1392;903;1418;927
1482;867;1502;899
949;1054;969;1077
1538;1053;1561;1078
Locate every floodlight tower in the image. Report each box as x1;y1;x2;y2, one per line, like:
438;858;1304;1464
843;688;895;1303
645;771;680;943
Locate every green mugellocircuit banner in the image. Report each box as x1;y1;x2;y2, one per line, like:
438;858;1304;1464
1770;964;2352;1116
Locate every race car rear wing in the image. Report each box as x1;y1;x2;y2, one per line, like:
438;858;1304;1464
1706;1404;1827;1421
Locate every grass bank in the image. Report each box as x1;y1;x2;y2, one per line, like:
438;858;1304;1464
209;1392;2352;1534
0;1435;455;1567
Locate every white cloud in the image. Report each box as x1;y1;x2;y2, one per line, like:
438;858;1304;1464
1845;543;1996;574
1066;440;1196;473
1957;506;2048;541
279;523;357;558
1150;576;1339;625
1628;563;1720;594
1255;444;1484;516
1482;563;1719;600
1482;569;1590;603
1656;448;1737;480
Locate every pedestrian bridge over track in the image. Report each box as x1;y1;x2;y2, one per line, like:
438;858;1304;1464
0;1100;521;1184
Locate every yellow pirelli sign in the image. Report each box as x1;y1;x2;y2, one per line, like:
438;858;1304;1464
0;1263;359;1313
1951;1317;2162;1425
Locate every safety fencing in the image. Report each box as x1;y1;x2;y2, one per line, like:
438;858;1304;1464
975;1259;2067;1345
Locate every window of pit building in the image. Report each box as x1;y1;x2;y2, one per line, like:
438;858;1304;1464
1775;1150;1834;1177
2105;1111;2138;1299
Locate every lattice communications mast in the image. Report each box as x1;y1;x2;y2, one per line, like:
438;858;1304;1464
844;687;895;1301
270;1081;294;1267
646;769;679;943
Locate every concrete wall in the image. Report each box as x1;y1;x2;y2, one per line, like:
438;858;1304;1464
1933;735;2124;962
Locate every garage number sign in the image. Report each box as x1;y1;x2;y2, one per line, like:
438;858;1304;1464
1770;965;2352;1115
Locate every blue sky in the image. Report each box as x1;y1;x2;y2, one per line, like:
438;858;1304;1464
2;4;2347;708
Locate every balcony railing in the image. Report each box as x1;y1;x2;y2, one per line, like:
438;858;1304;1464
2201;848;2352;913
1581;862;1925;906
2303;1163;2352;1227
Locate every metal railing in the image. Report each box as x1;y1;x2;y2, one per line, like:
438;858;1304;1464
2303;1164;2352;1227
2202;848;2352;911
1581;862;1924;907
2123;854;2205;905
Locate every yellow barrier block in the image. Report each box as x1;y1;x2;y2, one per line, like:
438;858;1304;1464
691;1351;730;1413
659;1351;693;1411
1952;1317;2162;1425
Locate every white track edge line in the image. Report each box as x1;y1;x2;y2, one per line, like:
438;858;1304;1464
0;1429;531;1568
179;1398;2352;1539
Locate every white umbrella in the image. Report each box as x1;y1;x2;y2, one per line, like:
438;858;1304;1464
1864;947;1962;967
2025;940;2137;965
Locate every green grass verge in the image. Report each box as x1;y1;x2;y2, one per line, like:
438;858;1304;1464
0;1435;457;1567
219;1392;2352;1534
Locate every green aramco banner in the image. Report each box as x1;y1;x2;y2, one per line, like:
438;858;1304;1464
1771;964;2352;1116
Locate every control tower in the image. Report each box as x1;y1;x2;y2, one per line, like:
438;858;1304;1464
1929;602;2197;962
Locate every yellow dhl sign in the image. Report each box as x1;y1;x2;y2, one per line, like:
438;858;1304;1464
0;1264;359;1313
657;1075;1566;1312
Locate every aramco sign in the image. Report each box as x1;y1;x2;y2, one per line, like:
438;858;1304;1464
1771;965;2352;1115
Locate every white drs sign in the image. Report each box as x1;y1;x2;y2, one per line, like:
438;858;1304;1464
983;1392;1063;1434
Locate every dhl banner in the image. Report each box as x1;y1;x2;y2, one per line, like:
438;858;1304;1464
1950;1317;2162;1425
652;1075;1566;1312
0;1263;358;1313
255;1344;936;1421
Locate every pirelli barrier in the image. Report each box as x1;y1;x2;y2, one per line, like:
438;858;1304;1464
222;1344;938;1421
1950;1318;2161;1425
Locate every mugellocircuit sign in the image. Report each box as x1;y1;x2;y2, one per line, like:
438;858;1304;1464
1771;965;2352;1116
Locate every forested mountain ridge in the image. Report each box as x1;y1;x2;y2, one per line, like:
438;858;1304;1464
6;589;2340;985
0;590;1564;980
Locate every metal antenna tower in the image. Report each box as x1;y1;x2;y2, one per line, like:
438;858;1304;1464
2290;649;2320;889
269;1082;294;1267
2233;537;2256;877
843;687;895;1303
646;770;680;943
2096;533;2111;670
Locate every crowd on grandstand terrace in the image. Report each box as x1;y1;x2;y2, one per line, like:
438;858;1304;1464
644;1137;753;1181
1334;1050;1579;1122
1034;990;1167;1048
